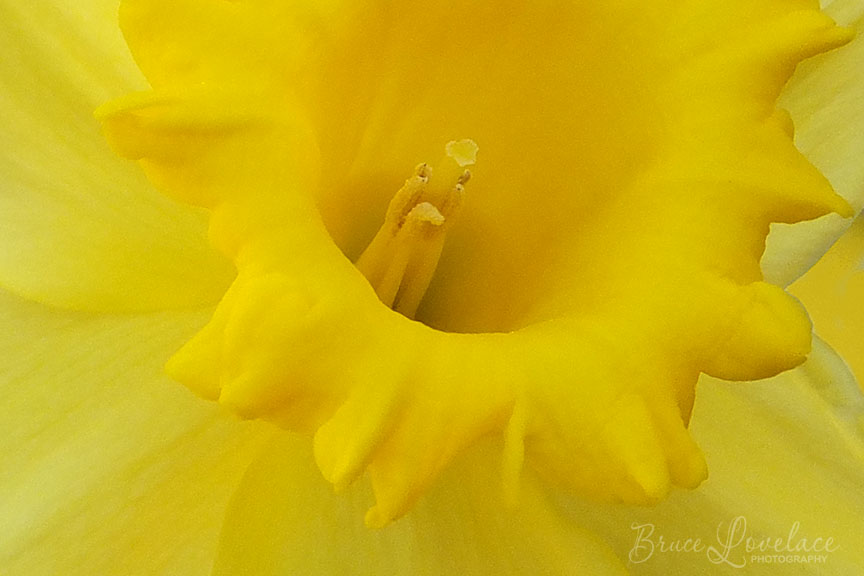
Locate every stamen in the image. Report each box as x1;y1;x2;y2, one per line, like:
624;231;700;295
356;140;478;318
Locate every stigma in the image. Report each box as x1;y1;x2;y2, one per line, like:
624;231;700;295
356;140;478;318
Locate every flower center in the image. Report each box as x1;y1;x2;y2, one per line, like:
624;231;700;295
98;0;854;528
356;140;477;318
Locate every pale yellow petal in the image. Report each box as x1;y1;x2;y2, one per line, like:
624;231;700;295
791;212;864;385
763;1;864;286
0;1;234;312
0;289;273;575
214;433;627;576
560;338;864;574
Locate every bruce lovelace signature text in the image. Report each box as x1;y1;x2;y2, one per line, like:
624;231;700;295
629;516;838;568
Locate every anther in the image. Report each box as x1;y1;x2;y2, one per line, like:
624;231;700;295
355;140;478;318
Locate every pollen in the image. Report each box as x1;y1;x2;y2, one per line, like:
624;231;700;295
356;140;477;318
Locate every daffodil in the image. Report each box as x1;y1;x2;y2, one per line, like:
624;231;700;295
1;0;864;575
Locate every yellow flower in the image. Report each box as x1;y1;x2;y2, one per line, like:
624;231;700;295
1;0;863;574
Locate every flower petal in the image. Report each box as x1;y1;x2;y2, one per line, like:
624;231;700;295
0;288;272;575
763;1;864;286
96;87;322;259
791;211;864;384
0;0;234;312
558;337;864;573
213;433;628;576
